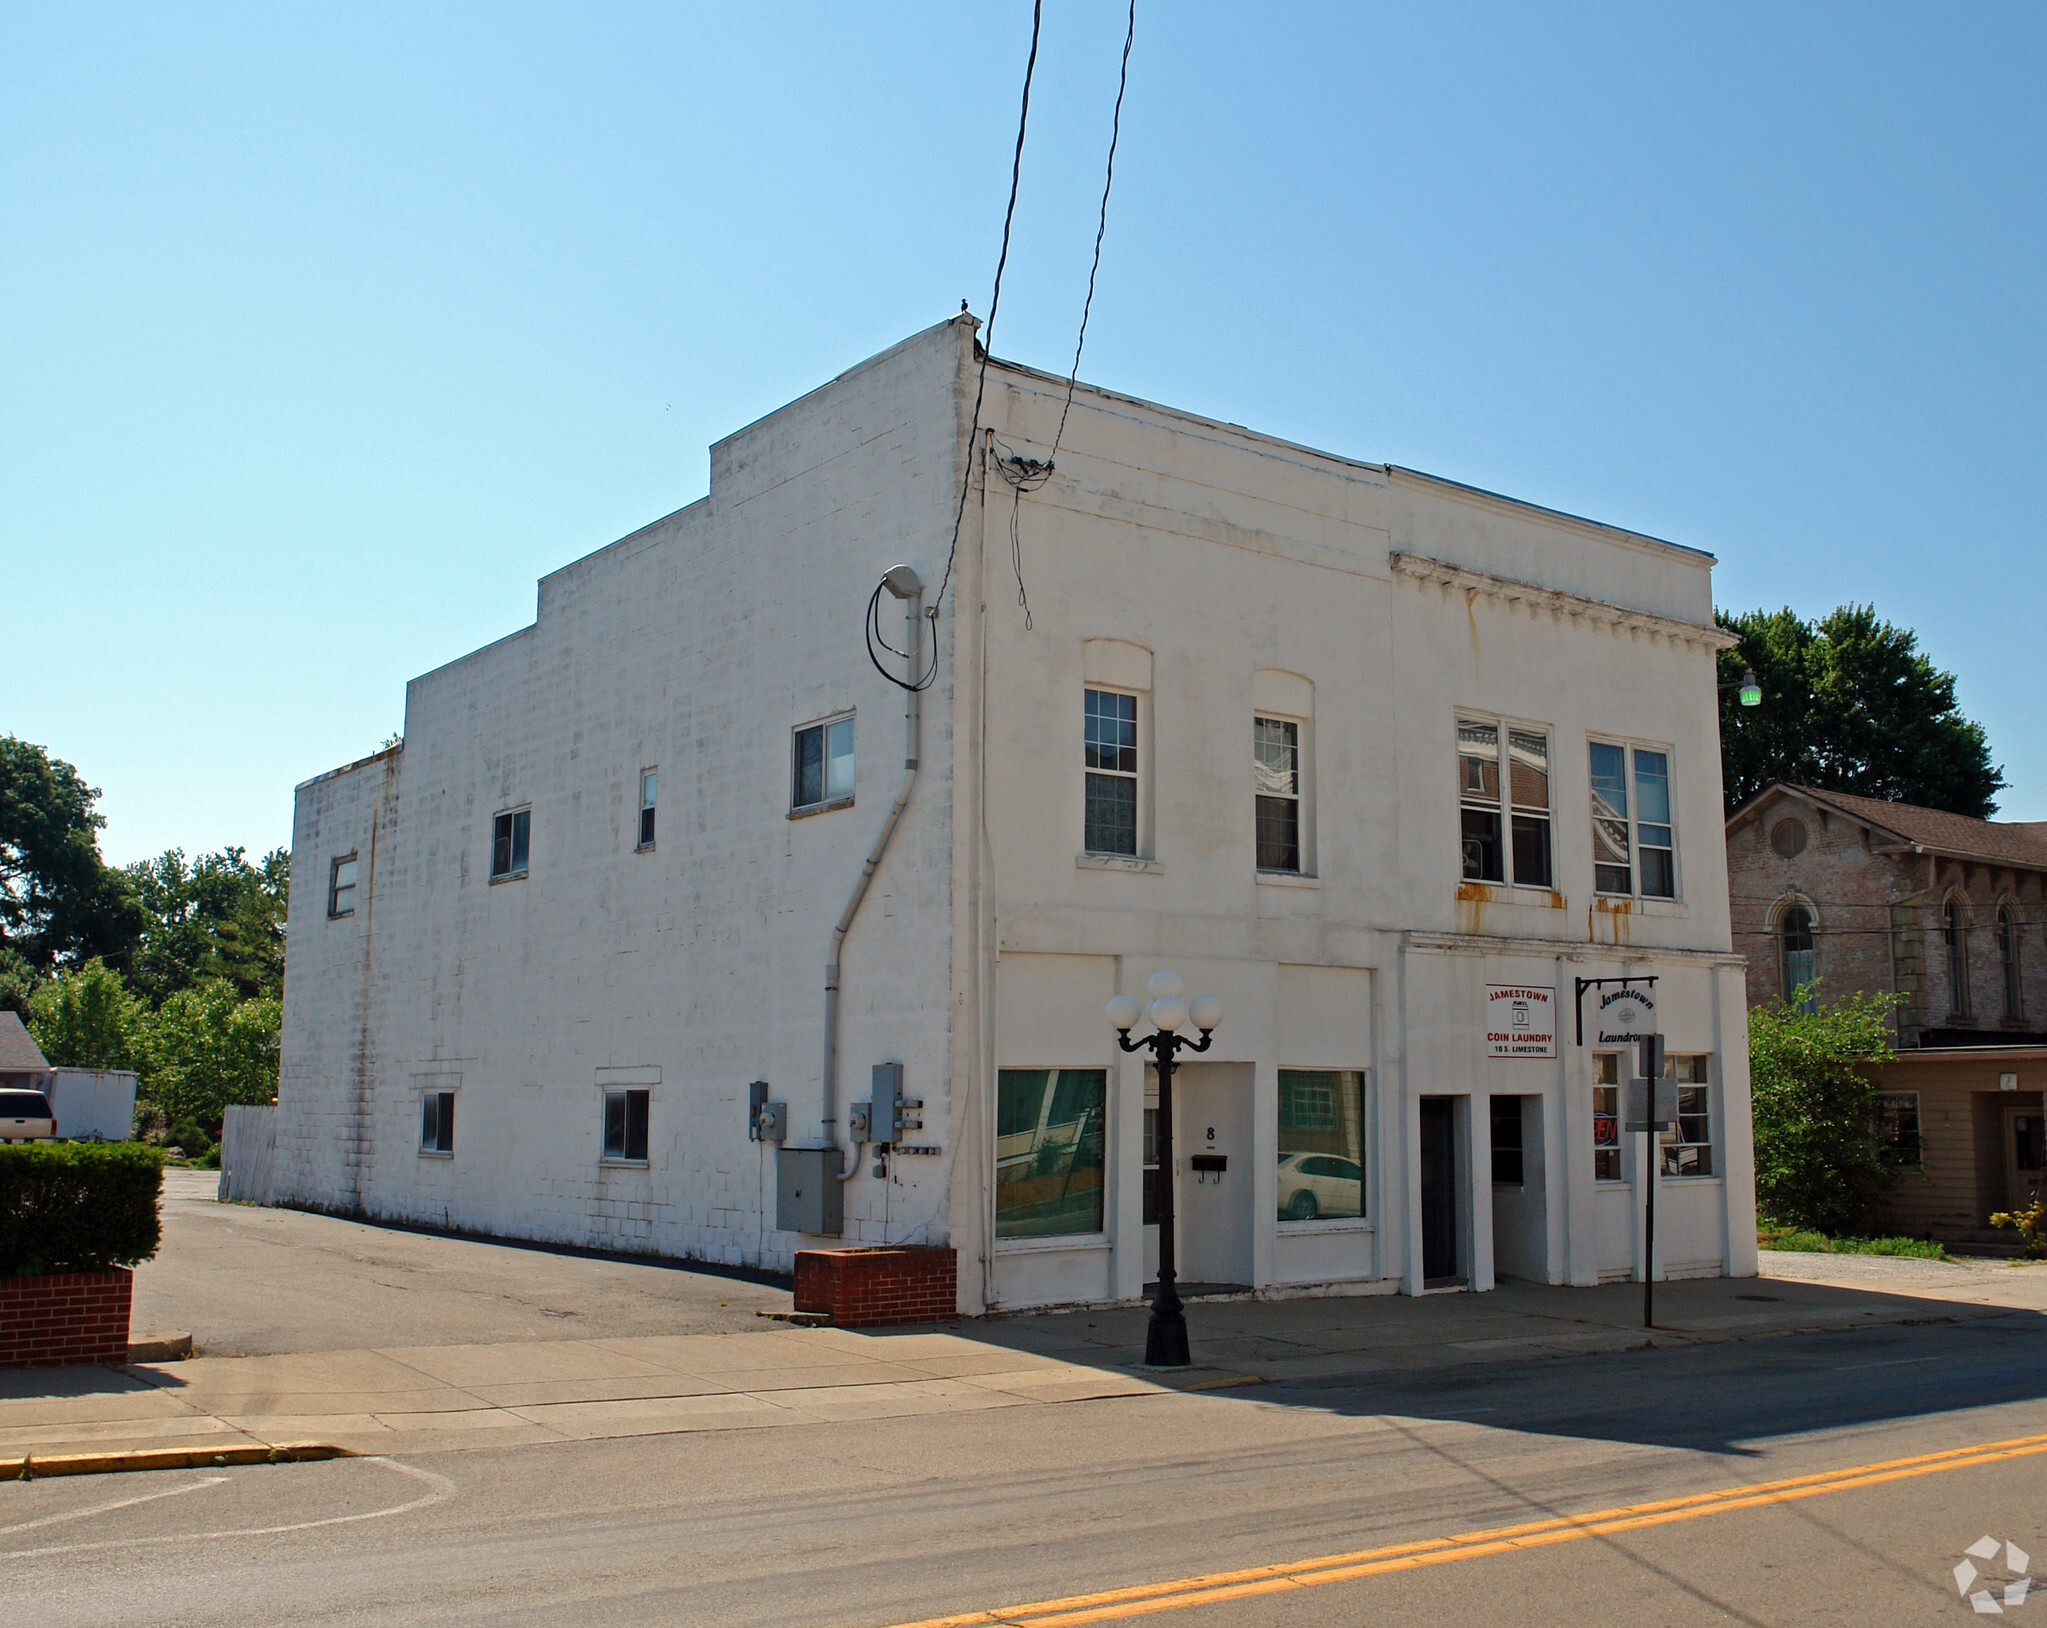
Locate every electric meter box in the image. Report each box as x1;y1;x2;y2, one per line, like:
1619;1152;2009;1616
777;1146;844;1236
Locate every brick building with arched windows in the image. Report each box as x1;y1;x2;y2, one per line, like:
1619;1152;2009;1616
1726;783;2047;1238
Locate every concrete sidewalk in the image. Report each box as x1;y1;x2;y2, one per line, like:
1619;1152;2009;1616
7;1255;2045;1468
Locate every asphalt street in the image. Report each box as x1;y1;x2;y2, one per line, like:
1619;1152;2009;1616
7;1313;2044;1627
136;1170;789;1353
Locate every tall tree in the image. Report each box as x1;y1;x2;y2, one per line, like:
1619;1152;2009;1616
0;736;144;972
26;958;147;1071
1717;605;2005;817
126;846;289;1005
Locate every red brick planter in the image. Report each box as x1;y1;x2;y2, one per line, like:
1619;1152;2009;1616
793;1246;957;1328
0;1269;133;1367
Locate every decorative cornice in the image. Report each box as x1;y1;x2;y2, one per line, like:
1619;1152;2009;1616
1389;552;1741;651
1402;931;1745;967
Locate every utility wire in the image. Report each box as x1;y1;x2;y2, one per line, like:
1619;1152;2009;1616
918;0;1045;670
990;0;1138;628
1048;0;1136;464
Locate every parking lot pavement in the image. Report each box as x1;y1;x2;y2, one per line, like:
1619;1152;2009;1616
133;1170;795;1356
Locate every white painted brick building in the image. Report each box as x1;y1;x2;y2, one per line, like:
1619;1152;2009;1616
279;315;1757;1312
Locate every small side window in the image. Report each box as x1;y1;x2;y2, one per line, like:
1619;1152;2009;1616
492;808;531;880
793;717;854;812
328;855;358;918
420;1091;454;1154
603;1089;650;1162
638;769;658;850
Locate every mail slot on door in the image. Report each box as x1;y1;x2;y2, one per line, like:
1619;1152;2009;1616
1189;1154;1227;1183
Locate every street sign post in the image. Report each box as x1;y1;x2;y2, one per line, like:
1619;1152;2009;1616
1629;1033;1669;1329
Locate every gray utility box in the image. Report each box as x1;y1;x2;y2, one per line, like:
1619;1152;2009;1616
777;1146;845;1236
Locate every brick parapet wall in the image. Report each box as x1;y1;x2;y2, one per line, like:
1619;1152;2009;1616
793;1246;957;1328
0;1269;132;1367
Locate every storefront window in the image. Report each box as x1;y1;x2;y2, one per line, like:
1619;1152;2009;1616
1277;1069;1365;1221
995;1069;1106;1239
1661;1054;1713;1177
1593;1053;1622;1181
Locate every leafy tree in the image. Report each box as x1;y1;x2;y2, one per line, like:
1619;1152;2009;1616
0;736;145;971
1717;606;2005;817
1748;984;1901;1234
0;946;37;1016
144;980;281;1131
26;957;147;1071
126;846;288;1004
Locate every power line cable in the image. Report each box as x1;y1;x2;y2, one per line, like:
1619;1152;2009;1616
913;0;1045;678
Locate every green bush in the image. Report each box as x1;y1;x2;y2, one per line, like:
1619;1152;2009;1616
1749;984;1901;1234
0;1143;165;1277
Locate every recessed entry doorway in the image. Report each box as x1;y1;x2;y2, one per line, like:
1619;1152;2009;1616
1418;1096;1467;1287
1145;1062;1254;1293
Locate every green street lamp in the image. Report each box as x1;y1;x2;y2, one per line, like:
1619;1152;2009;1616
1720;669;1763;708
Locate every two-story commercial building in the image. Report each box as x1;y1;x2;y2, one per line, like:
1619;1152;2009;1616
277;314;1757;1313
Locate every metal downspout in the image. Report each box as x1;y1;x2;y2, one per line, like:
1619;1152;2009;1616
824;574;923;1183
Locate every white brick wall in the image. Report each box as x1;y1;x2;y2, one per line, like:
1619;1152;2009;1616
281;315;1756;1309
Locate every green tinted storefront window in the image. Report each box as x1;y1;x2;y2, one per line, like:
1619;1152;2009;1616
1276;1069;1365;1222
996;1069;1107;1238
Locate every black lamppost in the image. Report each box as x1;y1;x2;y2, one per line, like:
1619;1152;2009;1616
1109;971;1223;1369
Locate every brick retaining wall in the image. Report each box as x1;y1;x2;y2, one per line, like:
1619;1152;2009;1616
793;1246;957;1328
0;1269;133;1367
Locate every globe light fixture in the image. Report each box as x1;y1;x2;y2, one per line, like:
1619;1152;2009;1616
1106;971;1223;1369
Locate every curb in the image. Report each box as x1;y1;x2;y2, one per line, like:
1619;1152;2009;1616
6;1442;350;1481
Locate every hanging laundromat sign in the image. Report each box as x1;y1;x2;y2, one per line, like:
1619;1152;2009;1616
1594;985;1656;1045
1486;985;1557;1058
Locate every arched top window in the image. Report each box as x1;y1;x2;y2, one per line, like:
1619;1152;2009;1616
1999;904;2022;1020
1780;904;1816;1012
1944;894;1971;1017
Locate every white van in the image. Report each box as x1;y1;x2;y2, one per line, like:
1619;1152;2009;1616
0;1090;57;1142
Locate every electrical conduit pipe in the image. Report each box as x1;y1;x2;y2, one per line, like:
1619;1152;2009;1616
824;566;924;1184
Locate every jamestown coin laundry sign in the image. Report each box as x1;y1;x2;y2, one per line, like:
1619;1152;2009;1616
274;318;1757;1312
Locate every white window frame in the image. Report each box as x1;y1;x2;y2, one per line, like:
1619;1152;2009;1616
1660;1054;1713;1178
419;1089;455;1157
1083;687;1144;858
791;713;855;816
1458;717;1553;890
1592;1052;1625;1182
601;1087;651;1165
490;806;531;881
1589;738;1679;901
1254;715;1304;875
637;768;657;851
328;854;358;919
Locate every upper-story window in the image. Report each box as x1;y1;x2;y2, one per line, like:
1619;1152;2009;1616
638;769;657;849
1944;895;1970;1015
793;716;854;813
1999;905;2022;1019
1255;717;1300;873
490;809;530;881
1590;741;1675;899
1084;689;1139;856
1458;720;1551;888
327;855;358;918
1780;905;1816;1010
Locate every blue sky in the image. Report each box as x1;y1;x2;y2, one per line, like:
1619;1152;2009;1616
6;1;2042;865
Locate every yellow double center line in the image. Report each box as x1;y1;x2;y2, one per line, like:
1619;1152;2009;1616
885;1429;2047;1627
